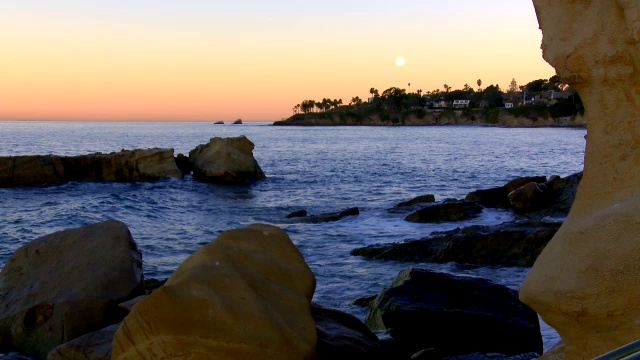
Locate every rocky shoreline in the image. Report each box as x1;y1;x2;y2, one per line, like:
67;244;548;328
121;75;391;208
0;157;583;359
273;108;587;128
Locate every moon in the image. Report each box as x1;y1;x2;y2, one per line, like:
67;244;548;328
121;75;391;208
395;56;405;67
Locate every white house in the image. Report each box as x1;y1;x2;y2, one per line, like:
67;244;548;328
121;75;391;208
505;103;514;108
452;100;470;108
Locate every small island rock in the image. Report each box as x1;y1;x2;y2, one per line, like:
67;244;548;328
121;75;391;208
188;136;266;184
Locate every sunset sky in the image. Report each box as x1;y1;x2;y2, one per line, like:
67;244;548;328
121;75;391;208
0;1;555;121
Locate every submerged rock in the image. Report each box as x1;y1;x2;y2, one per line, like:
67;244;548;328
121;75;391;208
287;209;308;218
352;221;561;267
0;149;183;187
188;136;266;184
174;153;192;175
365;268;542;357
394;194;436;208
465;176;547;208
112;224;316;359
405;201;482;223
295;207;360;223
0;220;143;359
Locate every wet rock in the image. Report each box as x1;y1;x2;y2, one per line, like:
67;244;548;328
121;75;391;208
46;324;120;360
508;172;582;215
352;221;561;267
287;209;308;218
112;224;316;359
0;220;143;359
296;207;360;223
405;201;482;223
0;155;65;187
352;295;377;308
366;268;542;357
311;304;381;360
233;119;243;124
142;278;166;294
394;194;436;208
465;176;547;208
117;296;147;313
188;136;266;184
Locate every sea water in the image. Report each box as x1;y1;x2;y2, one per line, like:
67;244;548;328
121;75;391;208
0;121;586;351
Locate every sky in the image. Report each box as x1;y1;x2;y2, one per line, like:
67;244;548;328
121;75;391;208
0;1;555;121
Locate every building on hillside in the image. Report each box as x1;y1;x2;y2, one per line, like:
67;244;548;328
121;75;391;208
505;103;514;108
452;100;470;108
433;99;448;108
542;90;571;100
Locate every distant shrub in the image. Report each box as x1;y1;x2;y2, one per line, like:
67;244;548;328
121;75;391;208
486;108;500;124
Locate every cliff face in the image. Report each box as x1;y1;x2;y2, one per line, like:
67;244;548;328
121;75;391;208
520;1;640;359
274;110;586;127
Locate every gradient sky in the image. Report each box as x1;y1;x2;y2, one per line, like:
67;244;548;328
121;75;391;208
0;1;554;121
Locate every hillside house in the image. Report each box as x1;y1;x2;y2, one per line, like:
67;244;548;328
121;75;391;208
452;100;470;108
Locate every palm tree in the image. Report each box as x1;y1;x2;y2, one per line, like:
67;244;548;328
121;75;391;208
417;89;422;97
444;84;451;92
477;79;482;91
369;87;379;99
463;83;471;92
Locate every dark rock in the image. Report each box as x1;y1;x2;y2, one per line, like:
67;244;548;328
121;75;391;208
143;278;167;294
174;153;192;175
514;171;583;217
442;352;540;360
365;268;542;357
394;195;436;208
411;349;441;360
286;209;308;218
233;119;242;124
351;221;561;267
47;323;120;360
0;155;65;187
465;176;547;208
214;121;224;124
405;201;482;223
311;304;381;360
352;295;377;308
296;207;360;223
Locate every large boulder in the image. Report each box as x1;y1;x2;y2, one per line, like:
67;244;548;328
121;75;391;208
112;224;316;359
465;176;547;208
405;201;482;223
188;136;266;184
508;172;583;215
0;221;143;359
366;268;542;357
0;149;182;187
311;304;381;360
351;221;562;267
0;155;65;187
394;194;436;208
520;1;640;358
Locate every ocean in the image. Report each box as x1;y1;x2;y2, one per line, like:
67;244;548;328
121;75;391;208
0;121;586;351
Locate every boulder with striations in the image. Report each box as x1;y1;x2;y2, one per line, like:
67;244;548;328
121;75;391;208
520;1;640;358
112;224;316;359
0;220;143;359
188;136;266;184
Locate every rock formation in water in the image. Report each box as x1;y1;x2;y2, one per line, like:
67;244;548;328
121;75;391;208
112;224;316;360
0;220;143;359
188;136;266;184
0;149;183;187
520;1;640;359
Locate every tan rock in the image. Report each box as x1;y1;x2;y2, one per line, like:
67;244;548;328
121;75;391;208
520;1;640;359
0;220;143;359
0;155;65;187
61;148;183;182
188;136;266;184
112;224;316;360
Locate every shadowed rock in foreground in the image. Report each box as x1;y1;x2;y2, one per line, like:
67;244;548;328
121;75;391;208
352;221;562;267
365;268;542;358
0;149;183;187
112;224;316;359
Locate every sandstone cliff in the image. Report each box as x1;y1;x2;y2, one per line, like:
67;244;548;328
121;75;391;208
520;1;640;359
